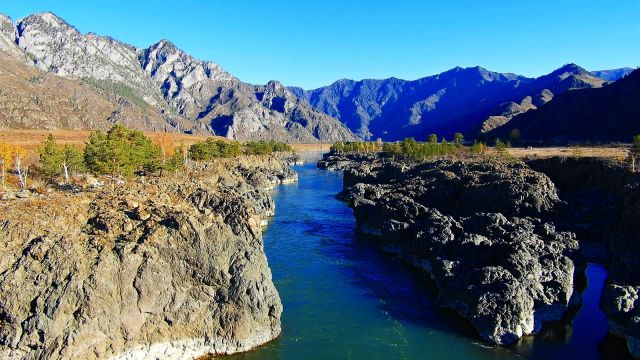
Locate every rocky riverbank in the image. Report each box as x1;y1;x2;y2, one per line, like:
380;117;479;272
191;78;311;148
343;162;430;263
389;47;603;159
0;154;297;360
320;153;579;345
319;152;640;355
526;157;640;357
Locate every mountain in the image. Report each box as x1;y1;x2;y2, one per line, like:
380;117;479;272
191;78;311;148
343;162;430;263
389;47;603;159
0;12;355;142
592;67;635;81
478;64;606;133
0;14;30;63
0;50;179;132
292;65;608;141
486;68;640;143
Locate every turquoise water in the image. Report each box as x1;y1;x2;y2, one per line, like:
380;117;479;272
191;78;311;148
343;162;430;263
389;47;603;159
230;157;627;360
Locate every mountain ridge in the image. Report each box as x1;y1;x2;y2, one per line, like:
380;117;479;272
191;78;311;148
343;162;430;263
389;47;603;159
0;11;356;142
486;68;640;143
289;63;619;140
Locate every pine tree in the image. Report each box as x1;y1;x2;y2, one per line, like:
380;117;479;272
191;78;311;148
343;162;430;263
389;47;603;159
84;125;161;181
454;133;464;146
61;145;84;183
39;134;63;182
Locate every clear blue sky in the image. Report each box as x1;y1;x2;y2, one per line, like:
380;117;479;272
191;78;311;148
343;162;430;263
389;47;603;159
2;0;639;89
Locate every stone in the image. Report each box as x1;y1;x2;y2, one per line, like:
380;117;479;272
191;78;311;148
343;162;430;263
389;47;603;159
0;154;296;359
322;153;578;345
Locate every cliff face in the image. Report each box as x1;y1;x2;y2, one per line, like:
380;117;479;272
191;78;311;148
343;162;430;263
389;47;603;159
0;155;296;359
320;154;578;345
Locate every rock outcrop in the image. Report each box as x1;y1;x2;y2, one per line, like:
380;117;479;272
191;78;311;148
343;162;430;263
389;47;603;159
0;15;30;63
0;155;296;359
320;153;578;345
527;156;640;357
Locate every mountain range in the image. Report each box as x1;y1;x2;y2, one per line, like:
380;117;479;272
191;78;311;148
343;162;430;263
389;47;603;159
290;65;633;141
486;67;640;143
0;12;355;142
0;12;636;144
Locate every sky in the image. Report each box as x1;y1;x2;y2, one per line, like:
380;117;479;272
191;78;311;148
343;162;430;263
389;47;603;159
2;0;639;89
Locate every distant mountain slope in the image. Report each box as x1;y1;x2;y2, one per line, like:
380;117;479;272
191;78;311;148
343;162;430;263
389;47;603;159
486;69;640;143
0;51;182;132
0;12;355;142
477;64;606;133
592;67;635;81
138;39;355;142
292;65;606;141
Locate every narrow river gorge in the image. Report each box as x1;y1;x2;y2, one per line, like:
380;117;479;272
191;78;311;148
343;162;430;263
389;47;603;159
231;153;631;360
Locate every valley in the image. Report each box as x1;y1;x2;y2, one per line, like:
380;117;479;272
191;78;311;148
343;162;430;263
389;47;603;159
0;4;639;360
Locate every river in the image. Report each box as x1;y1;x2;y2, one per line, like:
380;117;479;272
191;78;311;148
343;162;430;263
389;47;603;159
230;154;630;360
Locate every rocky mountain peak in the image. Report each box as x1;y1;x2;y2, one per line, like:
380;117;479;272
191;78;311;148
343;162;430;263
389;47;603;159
147;39;179;56
265;80;286;93
0;13;14;32
18;11;76;35
0;11;359;142
551;63;590;79
0;13;25;60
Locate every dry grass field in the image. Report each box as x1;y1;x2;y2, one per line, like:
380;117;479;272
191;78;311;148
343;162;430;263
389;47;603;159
505;146;627;159
0;129;334;153
0;129;628;161
0;129;220;153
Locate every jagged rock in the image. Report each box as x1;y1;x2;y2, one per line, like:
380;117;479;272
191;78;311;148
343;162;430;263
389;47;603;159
0;155;294;359
323;154;578;345
16;12;165;107
0;15;30;63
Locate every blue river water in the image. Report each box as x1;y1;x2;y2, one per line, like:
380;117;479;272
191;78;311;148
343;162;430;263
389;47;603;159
230;156;629;360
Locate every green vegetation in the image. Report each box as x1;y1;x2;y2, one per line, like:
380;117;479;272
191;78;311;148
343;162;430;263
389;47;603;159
188;139;291;161
189;139;242;160
454;133;464;145
495;138;511;158
471;141;487;155
428;134;438;144
84;125;162;177
82;78;148;108
333;138;457;160
509;128;521;145
571;145;584;159
39;134;84;183
331;141;381;153
245;140;293;155
165;146;186;172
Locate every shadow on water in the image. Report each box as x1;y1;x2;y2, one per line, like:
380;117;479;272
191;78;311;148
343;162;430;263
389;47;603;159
229;157;629;360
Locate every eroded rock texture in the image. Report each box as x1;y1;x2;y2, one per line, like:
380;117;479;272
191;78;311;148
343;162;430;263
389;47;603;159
323;154;578;345
0;155;296;359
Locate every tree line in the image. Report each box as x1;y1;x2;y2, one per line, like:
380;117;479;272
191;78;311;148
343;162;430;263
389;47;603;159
331;133;476;160
188;139;292;161
0;125;293;192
